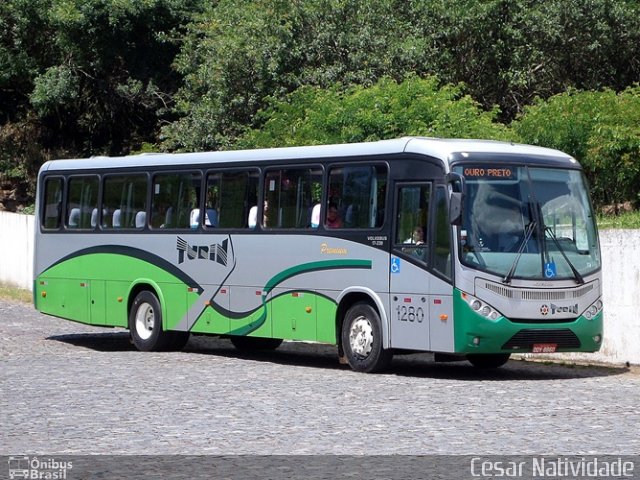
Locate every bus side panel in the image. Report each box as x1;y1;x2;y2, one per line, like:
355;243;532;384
35;253;193;330
105;280;129;327
188;285;231;335
316;294;338;344
271;288;317;341
35;278;90;324
89;280;106;325
158;282;189;332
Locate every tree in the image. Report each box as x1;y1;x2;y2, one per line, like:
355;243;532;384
513;87;640;210
1;0;203;155
163;0;640;151
162;0;434;151
237;76;510;148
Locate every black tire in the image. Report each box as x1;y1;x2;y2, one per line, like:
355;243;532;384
467;353;511;369
230;336;283;351
129;291;186;351
341;302;392;373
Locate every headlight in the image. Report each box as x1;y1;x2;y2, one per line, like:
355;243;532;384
461;291;502;321
583;298;603;320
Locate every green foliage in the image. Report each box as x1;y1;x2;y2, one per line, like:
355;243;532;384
418;0;640;118
1;0;203;156
512;86;640;210
598;210;640;229
0;0;51;120
0;117;50;205
1;0;640;214
30;65;80;115
163;0;640;150
237;76;510;148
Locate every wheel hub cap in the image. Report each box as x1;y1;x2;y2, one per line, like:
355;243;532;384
135;303;155;340
349;316;373;357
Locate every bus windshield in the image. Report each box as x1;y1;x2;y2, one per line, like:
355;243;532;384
456;165;600;282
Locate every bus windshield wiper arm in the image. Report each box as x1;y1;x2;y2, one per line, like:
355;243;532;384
544;226;585;285
502;220;536;284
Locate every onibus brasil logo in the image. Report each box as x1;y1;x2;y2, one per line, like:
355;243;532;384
8;456;72;479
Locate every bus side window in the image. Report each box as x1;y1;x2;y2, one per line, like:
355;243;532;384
151;172;201;229
66;175;98;230
42;177;63;230
327;165;387;229
206;169;259;229
263;167;322;229
102;174;147;230
394;183;431;262
433;185;452;279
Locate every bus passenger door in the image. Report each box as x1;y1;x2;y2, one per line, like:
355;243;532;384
389;183;432;351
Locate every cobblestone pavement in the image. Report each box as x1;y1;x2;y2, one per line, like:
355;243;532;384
1;300;639;456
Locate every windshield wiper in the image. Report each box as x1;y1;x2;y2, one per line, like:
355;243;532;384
502;220;536;284
544;226;585;284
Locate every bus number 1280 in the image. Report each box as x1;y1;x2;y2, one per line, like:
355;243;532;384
396;305;425;323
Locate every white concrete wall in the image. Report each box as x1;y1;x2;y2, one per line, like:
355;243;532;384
523;229;640;366
0;211;638;365
0;211;34;290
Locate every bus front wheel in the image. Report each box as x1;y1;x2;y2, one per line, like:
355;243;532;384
341;302;392;373
129;291;188;351
467;353;511;369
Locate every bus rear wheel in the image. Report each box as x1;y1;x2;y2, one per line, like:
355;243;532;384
467;353;511;369
341;302;392;373
129;291;188;351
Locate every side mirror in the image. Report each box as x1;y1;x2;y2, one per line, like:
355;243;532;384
446;172;465;226
449;192;463;226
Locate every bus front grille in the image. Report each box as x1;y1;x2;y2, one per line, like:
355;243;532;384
502;329;581;350
509;317;576;324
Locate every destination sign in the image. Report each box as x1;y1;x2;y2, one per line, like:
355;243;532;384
462;166;517;180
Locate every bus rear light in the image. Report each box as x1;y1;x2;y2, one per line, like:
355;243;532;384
593;335;602;343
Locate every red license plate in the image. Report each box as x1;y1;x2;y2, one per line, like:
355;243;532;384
532;343;558;353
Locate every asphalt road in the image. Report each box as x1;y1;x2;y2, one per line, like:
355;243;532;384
1;299;639;456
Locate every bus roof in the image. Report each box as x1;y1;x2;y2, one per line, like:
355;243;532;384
39;137;576;173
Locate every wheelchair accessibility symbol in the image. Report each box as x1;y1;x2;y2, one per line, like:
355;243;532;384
544;262;557;279
391;257;401;274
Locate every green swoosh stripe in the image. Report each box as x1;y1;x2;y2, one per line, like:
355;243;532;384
226;259;372;336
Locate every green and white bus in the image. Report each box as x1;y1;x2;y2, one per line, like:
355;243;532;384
33;137;603;372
